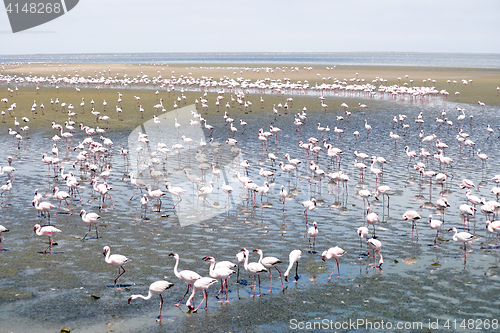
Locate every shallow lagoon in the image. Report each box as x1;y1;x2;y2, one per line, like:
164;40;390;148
0;89;499;333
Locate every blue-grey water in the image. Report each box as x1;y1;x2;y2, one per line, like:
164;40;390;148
0;52;499;68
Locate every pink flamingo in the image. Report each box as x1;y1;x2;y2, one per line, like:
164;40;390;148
185;277;218;312
34;224;61;254
202;256;235;303
284;250;302;282
53;186;72;215
322;246;346;279
367;238;383;268
403;210;421;238
253;249;284;292
169;252;202;307
80;209;100;240
128;280;175;322
103;246;130;290
241;248;267;297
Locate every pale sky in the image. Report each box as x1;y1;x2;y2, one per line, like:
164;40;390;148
0;0;499;55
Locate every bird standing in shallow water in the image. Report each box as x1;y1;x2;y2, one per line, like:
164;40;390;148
34;224;61;255
241;248;267;297
284;250;302;282
307;222;319;253
322;246;346;279
169;252;201;306
403;210;421;238
185;277;218;312
448;227;476;260
367;238;383;268
103;246;130;290
253;249;284;292
429;215;443;247
128;280;175;322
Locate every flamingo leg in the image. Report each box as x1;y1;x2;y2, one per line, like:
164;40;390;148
194;290;207;312
156;294;163;322
269;270;273;292
294;262;299;282
258;275;262;297
273;266;284;291
114;266;126;290
235;265;240;284
217;280;224;302
250;275;256;297
175;284;191;307
225;279;229;303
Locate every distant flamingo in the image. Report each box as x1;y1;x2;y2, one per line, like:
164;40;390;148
128;280;175;322
103;246;130;290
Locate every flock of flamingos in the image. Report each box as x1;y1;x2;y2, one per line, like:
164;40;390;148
0;66;499;322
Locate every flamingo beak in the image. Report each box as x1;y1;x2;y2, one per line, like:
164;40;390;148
128;297;132;304
168;253;175;257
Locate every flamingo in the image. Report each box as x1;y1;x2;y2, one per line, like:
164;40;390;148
34;224;61;254
89;176;111;205
235;251;246;284
128;280;174;322
198;181;214;207
448;227;476;260
53;186;72;215
103;246;130;290
307;221;319;253
185;277;218;312
279;185;288;213
165;182;187;209
367;238;383;268
0;180;12;204
202;256;234;303
403;210;421;238
80;209;100;240
284;250;302;282
0;224;8;251
322;246;346;279
429;215;443;247
357;226;369;257
486;220;500;243
169;252;202;306
240;248;267;297
32;200;56;222
366;207;379;237
253;249;284;292
146;185;166;212
302;198;317;225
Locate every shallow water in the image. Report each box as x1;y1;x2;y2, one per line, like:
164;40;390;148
0;93;500;333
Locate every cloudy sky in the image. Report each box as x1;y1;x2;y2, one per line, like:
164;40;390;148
0;0;499;55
